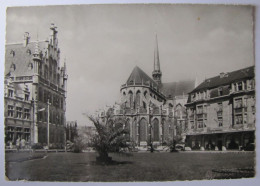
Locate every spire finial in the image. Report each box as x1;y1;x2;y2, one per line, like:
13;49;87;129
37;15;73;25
152;34;162;85
154;34;160;71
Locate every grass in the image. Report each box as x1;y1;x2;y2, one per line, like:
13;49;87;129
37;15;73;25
5;151;255;181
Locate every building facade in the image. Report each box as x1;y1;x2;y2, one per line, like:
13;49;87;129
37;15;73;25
185;66;255;151
99;36;195;147
4;24;68;148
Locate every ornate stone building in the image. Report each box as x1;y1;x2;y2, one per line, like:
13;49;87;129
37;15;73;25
100;36;195;147
185;66;255;151
4;24;68;148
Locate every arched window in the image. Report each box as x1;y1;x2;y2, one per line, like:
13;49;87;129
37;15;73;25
161;119;166;142
139;118;147;142
128;91;133;108
135;90;141;108
152;118;160;141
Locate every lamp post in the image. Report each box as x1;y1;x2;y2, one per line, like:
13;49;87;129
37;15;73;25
47;99;50;149
149;101;154;152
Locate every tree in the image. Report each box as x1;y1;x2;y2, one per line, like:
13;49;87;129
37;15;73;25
88;114;130;163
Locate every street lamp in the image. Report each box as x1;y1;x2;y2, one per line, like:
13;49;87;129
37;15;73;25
148;101;154;152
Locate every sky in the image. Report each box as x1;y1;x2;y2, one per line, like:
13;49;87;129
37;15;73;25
5;4;254;126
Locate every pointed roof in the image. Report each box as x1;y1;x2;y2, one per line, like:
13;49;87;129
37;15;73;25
153;34;160;72
126;66;158;86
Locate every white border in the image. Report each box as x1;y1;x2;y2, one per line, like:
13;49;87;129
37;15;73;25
0;0;259;186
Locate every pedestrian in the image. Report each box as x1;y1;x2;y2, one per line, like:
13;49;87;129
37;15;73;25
16;137;20;152
21;138;26;149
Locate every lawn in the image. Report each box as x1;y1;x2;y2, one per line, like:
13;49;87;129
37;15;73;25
5;151;255;182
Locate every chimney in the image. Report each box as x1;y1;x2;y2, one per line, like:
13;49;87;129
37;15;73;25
23;32;30;47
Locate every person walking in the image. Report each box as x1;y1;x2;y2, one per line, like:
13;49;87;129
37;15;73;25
16;137;20;152
21;138;26;149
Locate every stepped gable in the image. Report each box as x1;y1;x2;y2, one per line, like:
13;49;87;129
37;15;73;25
191;66;254;93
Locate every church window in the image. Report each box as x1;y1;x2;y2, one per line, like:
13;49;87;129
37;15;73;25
128;91;133;108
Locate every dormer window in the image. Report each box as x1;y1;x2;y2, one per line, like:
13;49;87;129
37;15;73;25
26;49;31;55
238;82;243;91
10;63;16;72
10;50;15;57
28;62;33;70
218;87;223;96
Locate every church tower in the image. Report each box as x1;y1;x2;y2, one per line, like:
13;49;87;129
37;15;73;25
152;35;162;85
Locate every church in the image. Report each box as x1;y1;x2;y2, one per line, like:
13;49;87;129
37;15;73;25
100;36;196;147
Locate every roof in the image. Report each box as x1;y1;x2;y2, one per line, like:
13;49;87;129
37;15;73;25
126;66;158;86
191;66;255;93
161;80;195;98
5;41;49;77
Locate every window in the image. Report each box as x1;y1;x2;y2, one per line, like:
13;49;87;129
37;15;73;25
234;98;242;108
197;106;203;114
24;108;30;120
235;114;243;124
190;121;194;129
218;118;223;127
218;87;223;96
197;121;203;128
217;103;223;112
28;63;33;70
25;94;29;101
8;89;13;97
243;114;247;124
243;97;248;108
8;105;14;117
237;82;243;91
16;107;22;119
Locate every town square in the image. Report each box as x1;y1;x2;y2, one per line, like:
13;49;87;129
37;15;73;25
1;2;258;184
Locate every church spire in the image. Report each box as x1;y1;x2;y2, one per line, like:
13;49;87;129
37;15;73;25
152;34;162;85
